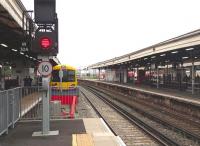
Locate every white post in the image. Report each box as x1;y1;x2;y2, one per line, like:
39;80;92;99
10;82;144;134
42;82;50;134
32;56;59;137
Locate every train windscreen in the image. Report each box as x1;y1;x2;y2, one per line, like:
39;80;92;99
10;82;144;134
51;70;75;82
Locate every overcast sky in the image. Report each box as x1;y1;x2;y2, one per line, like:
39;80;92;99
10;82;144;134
21;0;200;68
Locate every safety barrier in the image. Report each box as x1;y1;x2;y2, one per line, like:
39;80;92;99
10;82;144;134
20;87;43;120
0;87;43;135
0;87;21;136
20;86;79;120
0;86;79;136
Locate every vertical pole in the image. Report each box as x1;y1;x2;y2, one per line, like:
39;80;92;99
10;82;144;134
12;91;15;128
19;87;22;118
136;67;139;85
98;68;100;80
181;63;183;90
42;82;50;134
192;60;195;95
167;63;169;87
6;91;9;134
150;64;152;85
41;57;51;135
132;68;134;85
157;66;159;88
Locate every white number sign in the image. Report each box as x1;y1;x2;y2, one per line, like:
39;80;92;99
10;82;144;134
38;61;52;76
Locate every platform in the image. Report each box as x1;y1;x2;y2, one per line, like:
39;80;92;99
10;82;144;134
85;79;200;106
0;118;125;146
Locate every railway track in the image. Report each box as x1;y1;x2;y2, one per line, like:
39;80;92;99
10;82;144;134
80;84;200;146
86;84;200;144
80;86;178;146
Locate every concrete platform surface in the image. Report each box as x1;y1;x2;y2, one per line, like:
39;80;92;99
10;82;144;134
0;120;86;146
83;118;123;146
0;118;126;146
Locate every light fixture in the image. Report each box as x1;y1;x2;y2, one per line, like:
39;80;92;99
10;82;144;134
182;57;188;59
0;43;8;48
144;58;148;60
151;56;156;58
160;54;166;56
171;51;178;54
11;49;17;52
20;52;24;55
25;55;29;58
186;48;194;51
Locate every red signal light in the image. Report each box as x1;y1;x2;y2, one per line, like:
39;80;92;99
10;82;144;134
40;37;52;49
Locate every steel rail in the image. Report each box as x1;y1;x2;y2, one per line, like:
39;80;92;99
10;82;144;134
88;85;200;143
81;85;179;146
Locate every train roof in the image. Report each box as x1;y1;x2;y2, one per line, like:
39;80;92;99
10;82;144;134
53;64;76;70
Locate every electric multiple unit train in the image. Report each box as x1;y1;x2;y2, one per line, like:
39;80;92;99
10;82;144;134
50;64;78;105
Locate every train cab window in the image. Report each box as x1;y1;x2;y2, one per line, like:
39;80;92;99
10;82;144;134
62;70;75;82
67;70;75;82
51;70;60;82
52;70;75;82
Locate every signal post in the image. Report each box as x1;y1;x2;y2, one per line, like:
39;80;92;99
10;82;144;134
32;0;59;137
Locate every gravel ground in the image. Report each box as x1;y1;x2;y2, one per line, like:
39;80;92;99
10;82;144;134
79;86;160;146
76;88;99;118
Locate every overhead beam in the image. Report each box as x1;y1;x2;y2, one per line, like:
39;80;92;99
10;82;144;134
0;0;30;29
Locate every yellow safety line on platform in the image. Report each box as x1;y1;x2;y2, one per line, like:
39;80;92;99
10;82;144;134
72;134;94;146
72;134;78;146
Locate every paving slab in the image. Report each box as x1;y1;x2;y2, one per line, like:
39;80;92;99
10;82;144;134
0;120;86;146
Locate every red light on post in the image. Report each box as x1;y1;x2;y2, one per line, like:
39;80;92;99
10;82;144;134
40;37;52;49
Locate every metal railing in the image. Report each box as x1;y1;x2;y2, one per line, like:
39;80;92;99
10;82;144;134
20;87;79;120
20;87;43;120
0;86;43;136
0;86;79;136
0;87;21;136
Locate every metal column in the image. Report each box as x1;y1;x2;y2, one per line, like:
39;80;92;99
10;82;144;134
98;68;100;80
42;85;50;134
150;64;152;84
32;57;59;137
156;66;159;88
192;61;195;95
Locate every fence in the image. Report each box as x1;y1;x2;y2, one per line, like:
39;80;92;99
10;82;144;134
20;86;43;120
0;86;43;136
20;86;79;120
0;87;21;136
0;86;79;136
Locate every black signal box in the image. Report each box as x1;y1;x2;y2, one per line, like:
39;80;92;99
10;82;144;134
32;31;58;55
34;0;56;23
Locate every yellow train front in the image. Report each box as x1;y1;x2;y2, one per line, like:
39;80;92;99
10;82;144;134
50;65;78;118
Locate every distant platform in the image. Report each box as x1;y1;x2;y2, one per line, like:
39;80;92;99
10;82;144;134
81;79;200;106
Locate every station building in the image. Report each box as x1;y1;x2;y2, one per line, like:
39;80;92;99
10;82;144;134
87;29;200;95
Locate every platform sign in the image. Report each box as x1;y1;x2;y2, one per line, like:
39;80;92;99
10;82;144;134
20;42;29;52
38;61;52;76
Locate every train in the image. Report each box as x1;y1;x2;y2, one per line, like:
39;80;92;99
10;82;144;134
50;64;79;105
